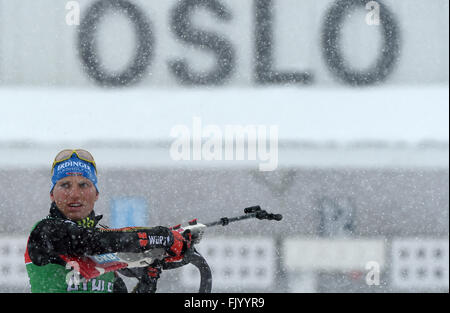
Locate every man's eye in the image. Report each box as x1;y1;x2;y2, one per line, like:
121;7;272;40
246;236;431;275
60;183;70;188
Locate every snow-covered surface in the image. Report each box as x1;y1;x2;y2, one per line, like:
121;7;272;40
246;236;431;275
1;86;448;142
0;86;448;168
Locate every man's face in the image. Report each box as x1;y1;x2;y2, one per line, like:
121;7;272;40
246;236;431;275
50;175;98;221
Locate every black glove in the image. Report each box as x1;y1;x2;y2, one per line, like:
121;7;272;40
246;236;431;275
165;229;192;263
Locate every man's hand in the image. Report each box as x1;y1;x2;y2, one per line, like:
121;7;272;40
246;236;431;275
165;229;192;263
181;223;206;244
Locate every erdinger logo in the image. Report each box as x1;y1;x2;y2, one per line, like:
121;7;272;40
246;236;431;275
56;160;92;173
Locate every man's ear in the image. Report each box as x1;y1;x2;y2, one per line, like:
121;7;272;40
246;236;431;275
50;191;55;202
95;191;99;201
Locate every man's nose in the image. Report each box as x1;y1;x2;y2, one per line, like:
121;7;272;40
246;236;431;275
68;185;83;198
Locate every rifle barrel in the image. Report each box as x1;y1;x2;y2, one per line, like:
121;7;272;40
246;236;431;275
204;213;257;227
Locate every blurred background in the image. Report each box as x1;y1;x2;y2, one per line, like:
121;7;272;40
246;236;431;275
0;0;448;292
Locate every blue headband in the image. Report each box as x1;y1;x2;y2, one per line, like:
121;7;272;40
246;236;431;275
51;154;98;192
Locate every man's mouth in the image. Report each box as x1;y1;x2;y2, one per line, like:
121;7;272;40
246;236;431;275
68;203;83;209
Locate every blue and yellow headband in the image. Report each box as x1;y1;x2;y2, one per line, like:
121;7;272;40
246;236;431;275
51;153;98;192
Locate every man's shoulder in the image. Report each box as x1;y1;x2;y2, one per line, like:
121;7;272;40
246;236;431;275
29;215;76;235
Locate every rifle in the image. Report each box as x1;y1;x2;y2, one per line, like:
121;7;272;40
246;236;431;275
61;206;282;293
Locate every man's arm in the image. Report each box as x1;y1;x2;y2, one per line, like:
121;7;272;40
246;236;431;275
27;218;174;266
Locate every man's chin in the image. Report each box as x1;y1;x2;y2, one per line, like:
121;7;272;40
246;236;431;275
63;209;91;222
66;213;83;222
